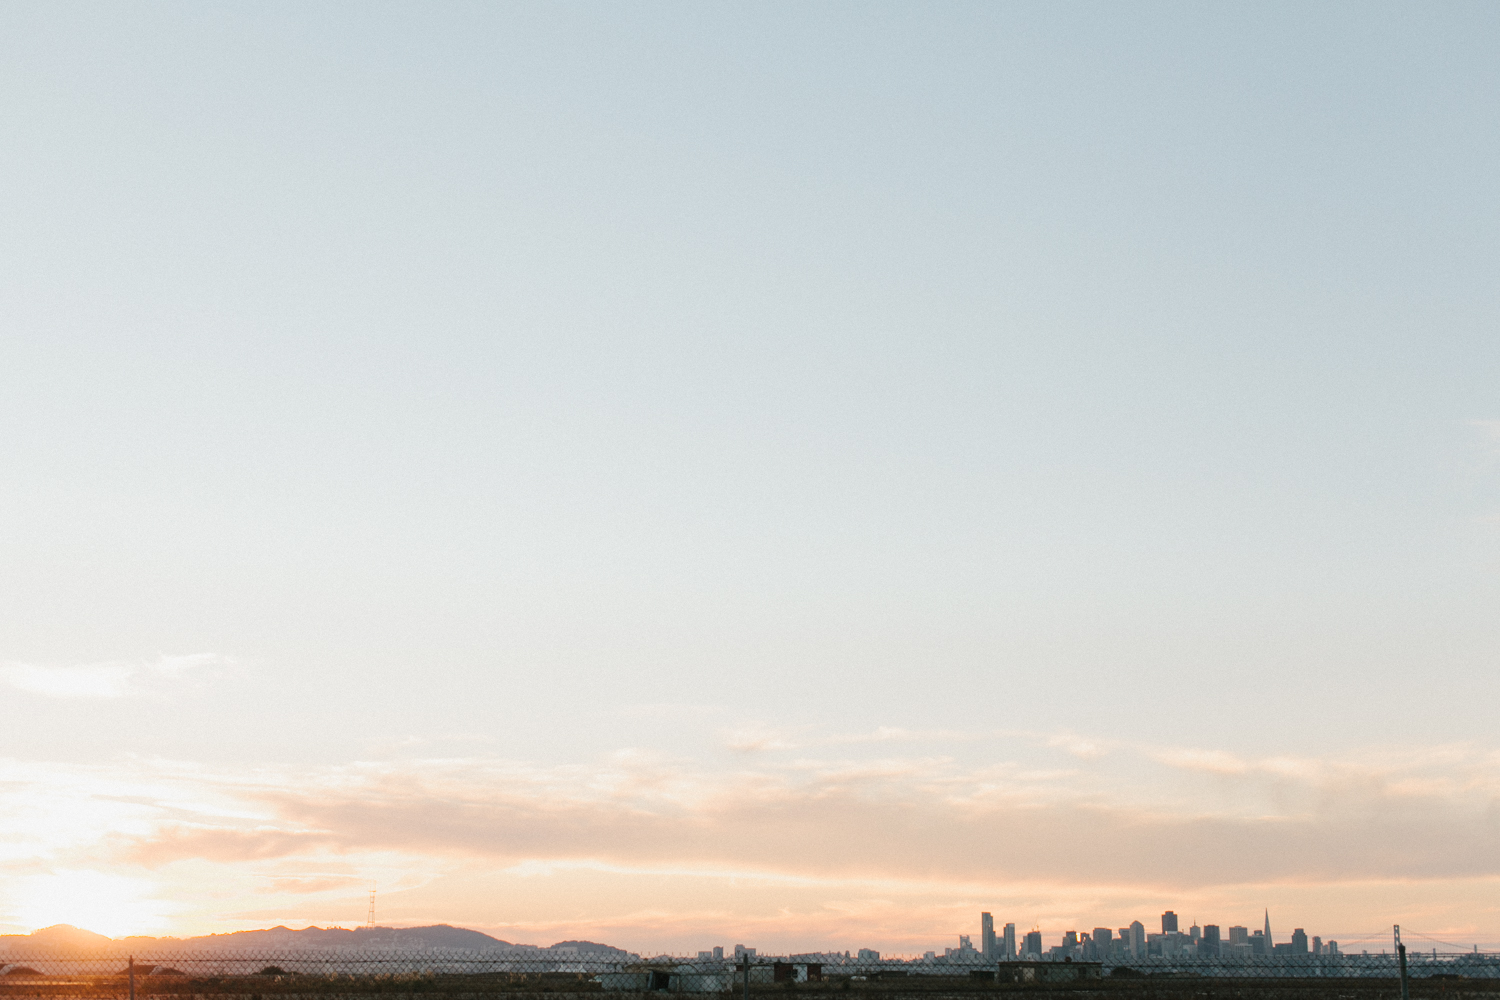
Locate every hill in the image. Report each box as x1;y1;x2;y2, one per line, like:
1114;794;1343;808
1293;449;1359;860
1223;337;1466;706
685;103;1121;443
0;924;635;955
14;926;115;949
188;925;513;950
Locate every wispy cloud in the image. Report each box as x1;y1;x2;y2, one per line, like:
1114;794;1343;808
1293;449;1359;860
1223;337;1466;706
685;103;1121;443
1471;419;1500;447
72;741;1500;890
724;724;1007;754
0;654;224;699
1145;741;1500;805
1046;731;1112;760
723;725;802;753
255;875;368;895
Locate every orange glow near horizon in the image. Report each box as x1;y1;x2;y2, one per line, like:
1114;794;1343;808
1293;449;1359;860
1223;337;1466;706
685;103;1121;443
8;871;175;939
6;748;1500;952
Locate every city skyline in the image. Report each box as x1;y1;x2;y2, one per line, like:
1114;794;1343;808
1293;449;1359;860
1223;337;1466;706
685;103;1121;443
955;909;1341;963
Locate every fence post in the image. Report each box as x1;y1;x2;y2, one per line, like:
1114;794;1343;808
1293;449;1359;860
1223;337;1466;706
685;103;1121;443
129;956;135;1000
1394;926;1409;1000
741;956;750;1000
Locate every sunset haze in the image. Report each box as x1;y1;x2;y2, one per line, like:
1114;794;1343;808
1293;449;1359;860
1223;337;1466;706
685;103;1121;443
3;1;1500;955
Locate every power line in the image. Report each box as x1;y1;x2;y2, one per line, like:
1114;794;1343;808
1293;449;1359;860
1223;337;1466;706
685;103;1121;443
1404;930;1486;952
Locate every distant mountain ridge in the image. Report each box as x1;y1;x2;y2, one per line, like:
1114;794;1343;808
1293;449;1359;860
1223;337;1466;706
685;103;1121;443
0;924;632;957
188;925;512;951
12;926;115;948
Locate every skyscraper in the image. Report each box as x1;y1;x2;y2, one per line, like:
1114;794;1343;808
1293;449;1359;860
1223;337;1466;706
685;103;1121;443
1264;910;1272;946
1003;923;1016;960
1023;930;1042;959
1162;911;1179;934
1201;925;1221;958
1291;929;1308;954
981;913;995;961
1128;921;1145;958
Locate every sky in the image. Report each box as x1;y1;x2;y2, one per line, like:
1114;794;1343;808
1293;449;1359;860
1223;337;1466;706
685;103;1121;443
2;0;1500;956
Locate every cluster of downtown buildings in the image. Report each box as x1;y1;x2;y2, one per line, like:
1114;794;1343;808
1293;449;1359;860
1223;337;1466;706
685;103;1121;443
691;911;1341;969
919;911;1341;964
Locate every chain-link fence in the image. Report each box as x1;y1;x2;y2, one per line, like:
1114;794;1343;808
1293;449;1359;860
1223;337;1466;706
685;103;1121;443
4;950;1500;994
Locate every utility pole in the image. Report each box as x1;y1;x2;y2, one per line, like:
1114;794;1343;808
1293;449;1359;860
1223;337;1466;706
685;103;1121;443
128;956;135;1000
740;954;751;1000
1394;925;1409;1000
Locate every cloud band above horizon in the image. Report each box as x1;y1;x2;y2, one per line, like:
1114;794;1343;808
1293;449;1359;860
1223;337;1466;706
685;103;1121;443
4;729;1499;951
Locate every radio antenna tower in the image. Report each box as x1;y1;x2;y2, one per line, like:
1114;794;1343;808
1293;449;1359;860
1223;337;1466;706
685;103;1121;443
366;884;376;929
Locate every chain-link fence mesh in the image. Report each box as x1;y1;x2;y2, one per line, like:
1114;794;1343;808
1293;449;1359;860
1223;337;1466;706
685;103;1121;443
4;950;1500;994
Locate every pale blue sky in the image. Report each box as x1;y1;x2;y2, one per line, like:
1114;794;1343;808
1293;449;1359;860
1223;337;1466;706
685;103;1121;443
2;2;1499;945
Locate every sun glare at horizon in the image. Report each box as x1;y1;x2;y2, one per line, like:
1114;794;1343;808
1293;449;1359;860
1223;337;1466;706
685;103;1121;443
8;871;174;940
